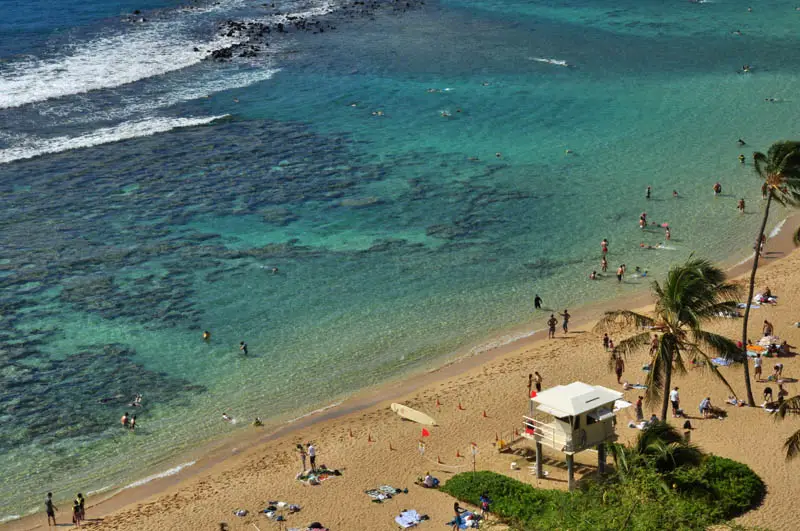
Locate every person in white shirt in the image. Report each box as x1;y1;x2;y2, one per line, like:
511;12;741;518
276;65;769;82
669;387;680;417
307;443;317;472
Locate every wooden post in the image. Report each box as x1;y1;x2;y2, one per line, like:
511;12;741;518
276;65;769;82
566;454;575;491
535;442;544;478
597;443;606;475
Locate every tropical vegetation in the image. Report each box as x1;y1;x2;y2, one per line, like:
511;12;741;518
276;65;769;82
442;423;765;530
739;141;800;406
595;258;740;419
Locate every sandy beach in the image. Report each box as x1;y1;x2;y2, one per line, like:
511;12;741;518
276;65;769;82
7;213;800;531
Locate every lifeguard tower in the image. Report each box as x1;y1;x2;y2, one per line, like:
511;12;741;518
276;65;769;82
521;382;624;490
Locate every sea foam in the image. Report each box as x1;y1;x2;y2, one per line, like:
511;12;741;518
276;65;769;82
0;115;228;164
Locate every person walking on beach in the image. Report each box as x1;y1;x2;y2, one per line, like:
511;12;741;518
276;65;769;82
534;294;542;310
754;353;763;381
669;387;680;417
527;374;533;397
547;314;557;339
601;256;608;272
614;355;625;384
608;338;614;351
603;333;610;351
307;443;317;472
635;396;644;421
45;492;58;527
649;334;659;356
76;493;85;521
297;443;307;472
699;397;712;418
239;341;248;356
72;499;82;527
559;310;571;334
534;371;542;393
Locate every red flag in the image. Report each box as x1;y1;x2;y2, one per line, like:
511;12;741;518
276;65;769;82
421;428;430;437
530;390;537;398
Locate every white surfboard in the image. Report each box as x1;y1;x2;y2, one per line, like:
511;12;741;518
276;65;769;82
391;403;438;426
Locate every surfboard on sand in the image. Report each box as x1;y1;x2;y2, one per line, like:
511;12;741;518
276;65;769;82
391;403;438;426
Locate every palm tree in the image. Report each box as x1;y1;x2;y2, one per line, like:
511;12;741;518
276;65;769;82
739;141;800;406
609;421;703;477
596;258;740;420
777;396;800;460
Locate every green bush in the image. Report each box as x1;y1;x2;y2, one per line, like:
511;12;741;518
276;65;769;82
441;455;765;531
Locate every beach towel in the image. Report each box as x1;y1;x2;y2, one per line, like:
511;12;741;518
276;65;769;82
379;485;404;495
711;357;733;366
365;489;389;502
738;303;760;309
628;421;648;430
628;383;648;389
395;510;422;528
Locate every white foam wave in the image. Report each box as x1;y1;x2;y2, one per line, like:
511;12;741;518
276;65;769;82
769;218;787;237
0;1;336;110
468;328;540;356
0;514;21;524
530;57;570;67
287;400;344;423
0;115;228;164
121;461;196;490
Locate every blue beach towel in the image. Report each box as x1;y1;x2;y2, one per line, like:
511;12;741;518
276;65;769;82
711;358;733;366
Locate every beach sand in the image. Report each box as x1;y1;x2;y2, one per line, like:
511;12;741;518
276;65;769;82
9;221;800;531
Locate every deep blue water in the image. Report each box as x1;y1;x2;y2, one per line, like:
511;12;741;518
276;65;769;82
1;0;798;521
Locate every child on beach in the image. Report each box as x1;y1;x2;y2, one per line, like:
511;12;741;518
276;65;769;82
603;334;609;351
534;371;542;393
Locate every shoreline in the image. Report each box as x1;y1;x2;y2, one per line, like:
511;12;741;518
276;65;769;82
5;210;798;530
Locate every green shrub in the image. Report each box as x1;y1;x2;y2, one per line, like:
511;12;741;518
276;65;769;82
441;455;765;531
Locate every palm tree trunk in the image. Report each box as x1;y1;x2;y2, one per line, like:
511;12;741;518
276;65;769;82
740;193;773;406
661;350;673;421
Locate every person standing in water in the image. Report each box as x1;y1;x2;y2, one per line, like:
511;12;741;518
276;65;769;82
547;314;557;339
129;415;137;431
601;239;609;255
646;185;651;199
616;265;624;283
559;310;571;334
45;492;58;527
120;412;129;428
534;294;542;310
738;198;746;213
239;341;248;356
202;330;211;341
601;256;608;272
665;226;671;240
713;182;722;195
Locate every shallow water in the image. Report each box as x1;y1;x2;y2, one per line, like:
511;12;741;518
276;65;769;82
1;0;798;519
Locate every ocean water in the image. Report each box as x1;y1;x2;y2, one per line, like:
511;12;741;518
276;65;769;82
2;0;799;519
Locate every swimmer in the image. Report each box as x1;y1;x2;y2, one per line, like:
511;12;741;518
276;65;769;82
440;110;451;118
737;138;747;146
253;417;264;427
203;330;211;341
565;149;572;154
233;98;239;103
222;413;233;423
495;152;502;158
371;110;385;116
271;267;279;274
713;182;722;195
673;190;678;198
349;103;358;107
239;341;248;355
589;271;597;280
738;198;745;213
738;154;746;164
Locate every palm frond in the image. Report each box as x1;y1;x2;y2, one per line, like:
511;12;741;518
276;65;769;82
688;345;737;397
784;430;800;460
610;331;652;363
777;395;800;419
595;310;654;333
693;330;743;362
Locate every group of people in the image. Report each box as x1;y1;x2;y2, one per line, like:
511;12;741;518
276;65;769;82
296;442;318;473
546;310;571;338
45;491;85;527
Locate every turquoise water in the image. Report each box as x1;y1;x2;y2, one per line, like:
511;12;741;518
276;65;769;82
1;0;799;520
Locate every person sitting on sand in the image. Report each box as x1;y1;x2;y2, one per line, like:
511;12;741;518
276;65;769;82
763;320;774;337
780;341;793;356
422;472;439;488
648;413;659;425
